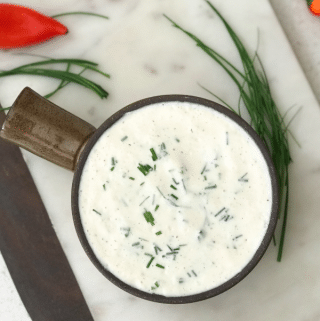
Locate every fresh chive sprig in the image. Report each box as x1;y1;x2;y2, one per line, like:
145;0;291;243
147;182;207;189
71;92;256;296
164;1;294;261
0;58;110;111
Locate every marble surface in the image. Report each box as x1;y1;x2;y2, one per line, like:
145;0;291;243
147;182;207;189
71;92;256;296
0;0;320;320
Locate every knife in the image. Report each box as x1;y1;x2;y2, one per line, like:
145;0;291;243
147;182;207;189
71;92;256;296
0;110;94;321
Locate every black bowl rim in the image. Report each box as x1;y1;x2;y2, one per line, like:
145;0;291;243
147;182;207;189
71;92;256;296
71;94;279;304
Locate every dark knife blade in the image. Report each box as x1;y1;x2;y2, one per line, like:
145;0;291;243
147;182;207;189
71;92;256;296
0;110;94;321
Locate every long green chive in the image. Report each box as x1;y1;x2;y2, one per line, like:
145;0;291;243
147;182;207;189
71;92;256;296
51;11;109;19
164;1;294;261
0;58;110;100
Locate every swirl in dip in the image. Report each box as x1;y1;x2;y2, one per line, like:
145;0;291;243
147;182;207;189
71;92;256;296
78;101;272;297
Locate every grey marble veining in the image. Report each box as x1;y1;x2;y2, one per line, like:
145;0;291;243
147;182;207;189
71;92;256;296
0;0;320;320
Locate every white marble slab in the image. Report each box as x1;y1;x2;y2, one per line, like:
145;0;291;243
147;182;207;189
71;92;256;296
1;0;320;320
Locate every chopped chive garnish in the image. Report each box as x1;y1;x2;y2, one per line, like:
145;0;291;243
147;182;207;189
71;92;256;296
167;245;173;251
173;247;180;251
92;209;101;215
155;231;162;235
215;207;225;217
192;270;197;277
170;184;177;190
155;205;159;211
155;281;159;287
143;210;155;226
150;148;158;161
103;184;106;190
175;138;180;142
110;167;115;171
145;253;153;257
166;251;179;255
154;245;162;255
238;173;248;182
172;178;180;185
121;136;128;141
201;164;207;175
179;278;184;284
170;194;178;200
187;272;191;277
204;176;207;181
156;264;165;269
140;182;145;186
121;227;131;237
205;185;217;189
146;256;155;268
139;237;148;242
139;196;150;206
132;242;140;247
160;143;166;150
154;164;156;171
111;157;116;166
129;177;135;180
137;163;153;176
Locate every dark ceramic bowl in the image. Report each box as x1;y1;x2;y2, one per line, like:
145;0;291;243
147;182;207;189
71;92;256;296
71;95;279;304
0;88;279;304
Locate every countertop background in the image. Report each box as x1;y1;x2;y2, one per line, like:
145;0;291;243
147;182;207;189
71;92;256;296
0;0;320;320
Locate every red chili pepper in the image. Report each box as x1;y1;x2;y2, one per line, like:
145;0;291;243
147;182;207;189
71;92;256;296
0;4;68;49
310;0;320;15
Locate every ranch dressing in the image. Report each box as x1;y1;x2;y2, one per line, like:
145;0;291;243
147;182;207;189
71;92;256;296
79;101;272;297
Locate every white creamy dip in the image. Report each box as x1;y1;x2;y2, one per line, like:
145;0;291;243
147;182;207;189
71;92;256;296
79;101;272;297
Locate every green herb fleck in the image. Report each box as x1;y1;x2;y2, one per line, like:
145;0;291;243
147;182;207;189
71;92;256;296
175;138;180;142
170;184;177;190
192;270;197;277
155;281;159;287
143;210;155;226
146;256;155;268
150;148;158;161
179;278;184;284
110;167;115;171
205;185;217;190
156;264;165;269
139;196;150;206
155;231;162;236
103;184;106;190
170;194;178;200
172;178;180;185
215;207;225;217
132;242;140;247
137;163;153;176
238;173;248;182
121;227;131;237
201;164;207;175
92;209;101;215
140;182;145;186
155;205;159;211
129;177;135;180
121;136;128;142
